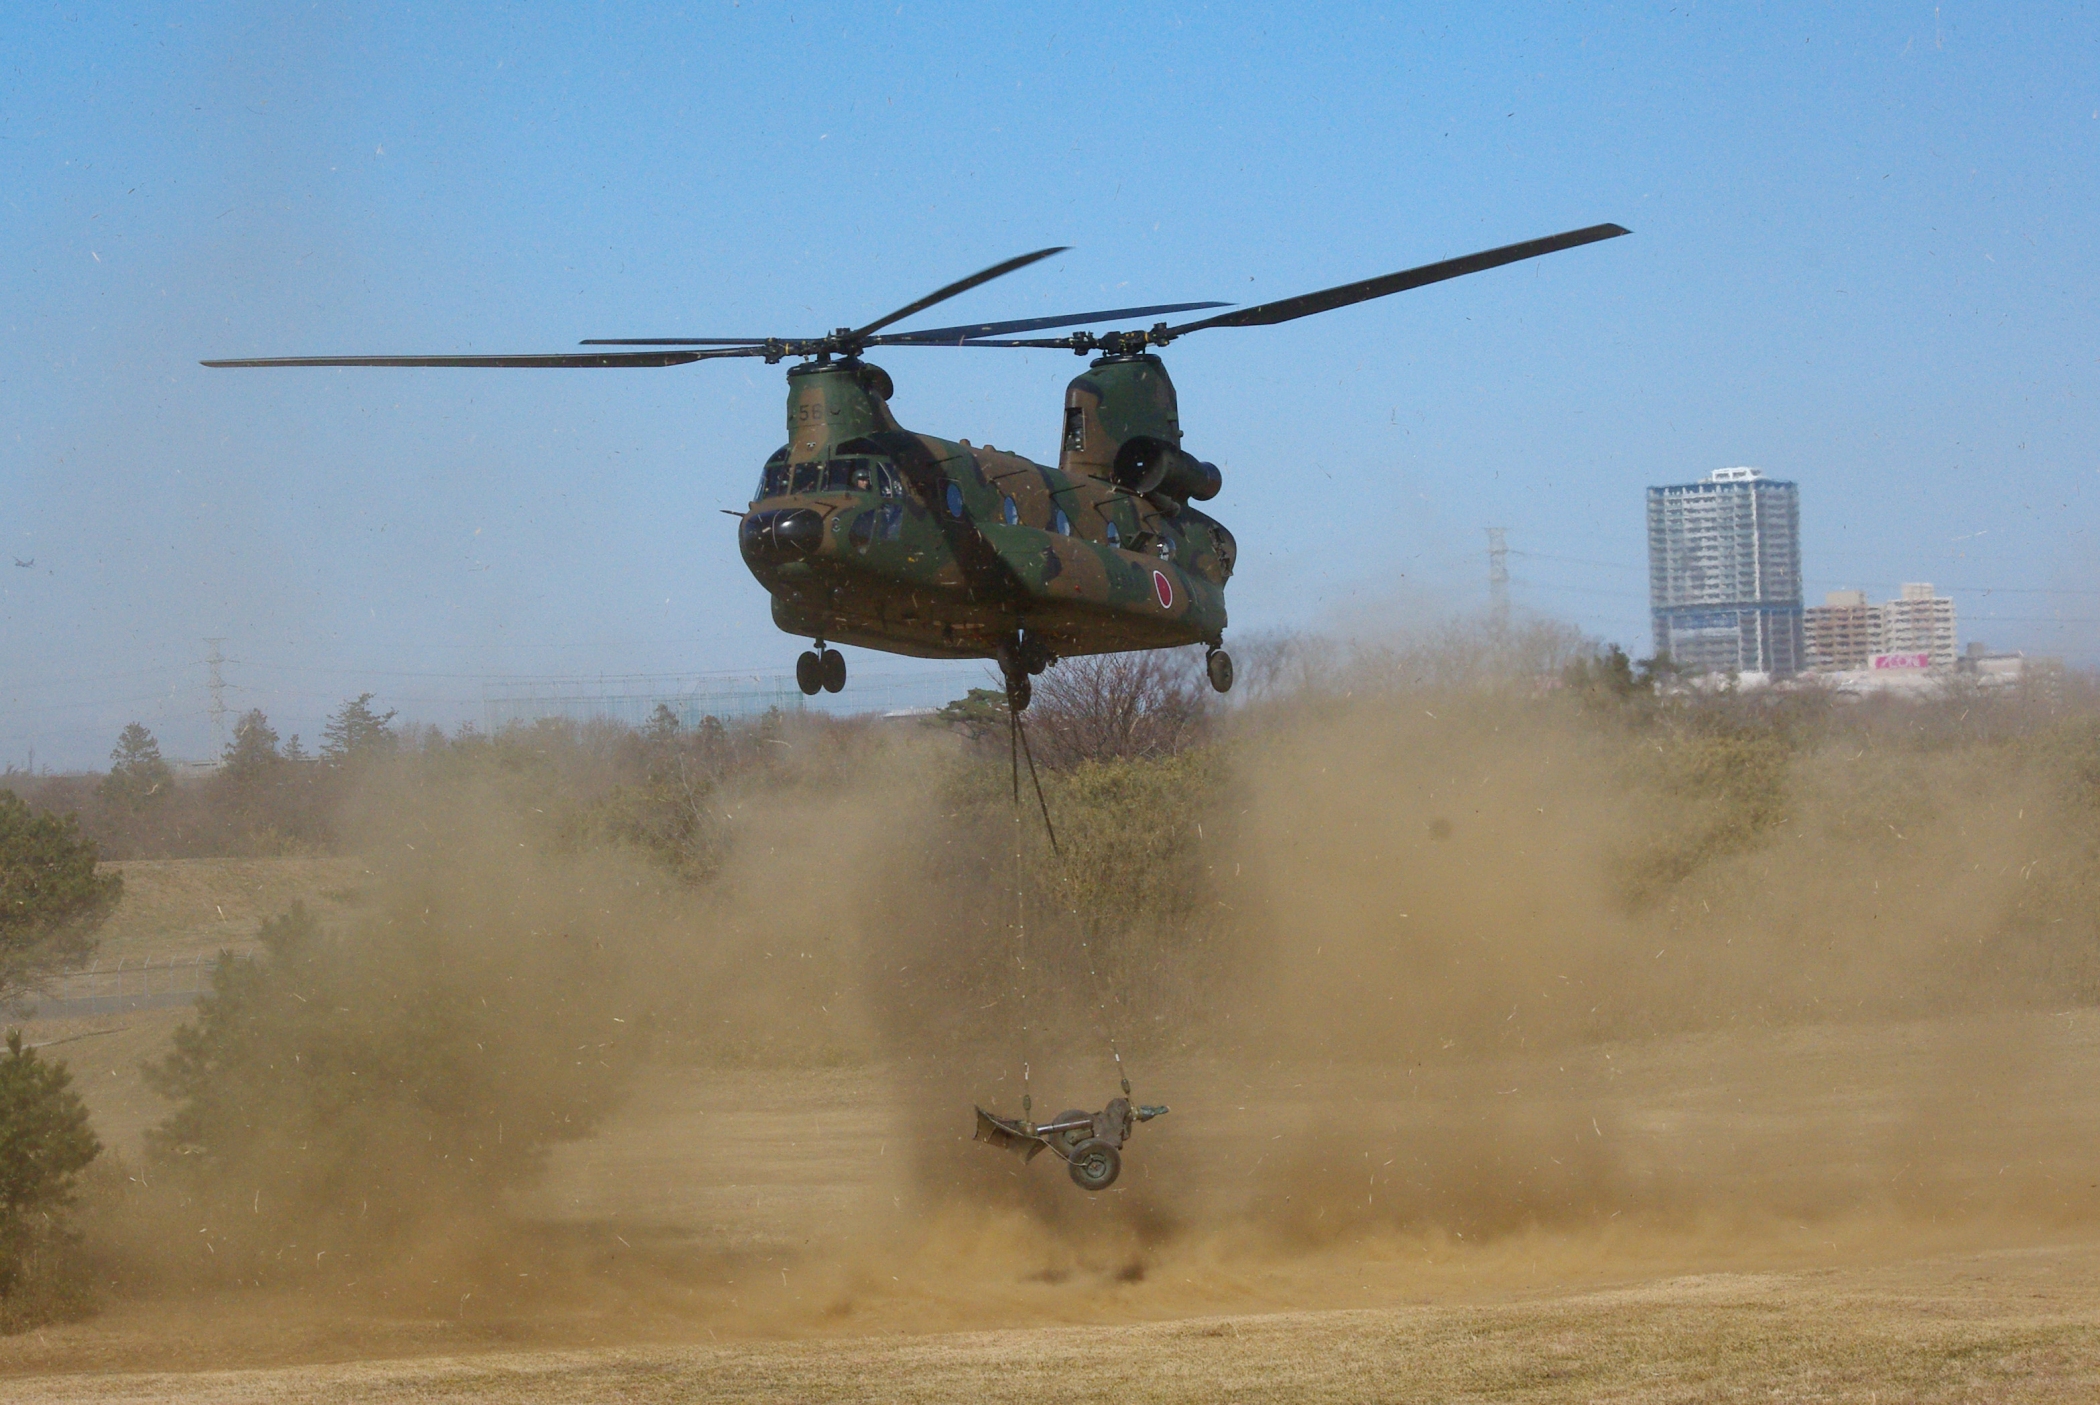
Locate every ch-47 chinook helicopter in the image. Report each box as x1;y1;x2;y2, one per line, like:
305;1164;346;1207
205;223;1627;712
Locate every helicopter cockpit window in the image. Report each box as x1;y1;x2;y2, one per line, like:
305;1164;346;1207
1104;519;1121;548
876;464;901;499
789;461;824;495
944;481;965;518
1001;495;1019;526
1052;507;1072;536
822;456;873;492
758;448;790;500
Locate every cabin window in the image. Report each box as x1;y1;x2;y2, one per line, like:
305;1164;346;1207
1104;519;1121;548
1001;495;1019;526
1052;507;1072;536
1155;533;1175;561
880;504;904;541
1063;406;1085;453
945;481;965;517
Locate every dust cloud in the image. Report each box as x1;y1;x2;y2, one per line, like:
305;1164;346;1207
58;640;2100;1354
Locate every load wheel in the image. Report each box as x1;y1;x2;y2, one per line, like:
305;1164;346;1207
1206;648;1234;694
795;651;822;696
1048;1109;1093;1155
820;647;847;693
1006;673;1032;713
1067;1137;1122;1191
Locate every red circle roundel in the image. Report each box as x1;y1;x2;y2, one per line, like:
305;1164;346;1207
1152;570;1174;610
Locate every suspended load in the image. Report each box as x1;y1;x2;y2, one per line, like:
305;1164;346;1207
974;1096;1167;1191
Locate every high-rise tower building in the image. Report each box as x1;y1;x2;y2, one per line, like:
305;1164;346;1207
1647;467;1804;677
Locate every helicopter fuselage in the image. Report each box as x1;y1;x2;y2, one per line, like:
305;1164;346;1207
738;356;1234;664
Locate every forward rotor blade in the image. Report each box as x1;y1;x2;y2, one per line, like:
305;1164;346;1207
865;301;1231;346
1165;223;1629;335
848;247;1068;342
201;346;766;369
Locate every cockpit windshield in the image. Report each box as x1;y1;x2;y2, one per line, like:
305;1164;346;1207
756;451;894;501
757;448;789;500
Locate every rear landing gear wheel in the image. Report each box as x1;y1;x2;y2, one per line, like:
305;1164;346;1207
1206;647;1234;694
820;648;847;694
1067;1138;1122;1191
795;651;822;696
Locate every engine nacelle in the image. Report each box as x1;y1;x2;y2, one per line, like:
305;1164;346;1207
1110;436;1222;504
1058;353;1222;507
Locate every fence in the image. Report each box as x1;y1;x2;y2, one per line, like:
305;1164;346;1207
21;952;224;1018
482;666;987;731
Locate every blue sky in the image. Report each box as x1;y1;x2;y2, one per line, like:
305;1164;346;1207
4;2;2095;766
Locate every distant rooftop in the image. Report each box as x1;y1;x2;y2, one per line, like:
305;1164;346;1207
1708;466;1765;482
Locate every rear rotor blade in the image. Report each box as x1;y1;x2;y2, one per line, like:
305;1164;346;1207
865;301;1230;346
577;338;773;347
201;346;766;369
1165;223;1629;335
848;247;1068;342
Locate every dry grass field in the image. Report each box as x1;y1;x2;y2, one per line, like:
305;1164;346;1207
8;1006;2100;1396
10;839;2100;1401
89;856;370;965
4;1224;2100;1402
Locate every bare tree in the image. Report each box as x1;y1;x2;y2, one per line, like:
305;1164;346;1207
1028;650;1210;768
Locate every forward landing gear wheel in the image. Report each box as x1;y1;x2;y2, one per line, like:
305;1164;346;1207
820;648;847;694
795;651;822;696
1206;648;1234;694
1067;1138;1122;1191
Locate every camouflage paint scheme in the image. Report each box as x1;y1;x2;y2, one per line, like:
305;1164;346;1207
739;354;1235;662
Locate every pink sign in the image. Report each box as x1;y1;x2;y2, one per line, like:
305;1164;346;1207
1870;653;1932;670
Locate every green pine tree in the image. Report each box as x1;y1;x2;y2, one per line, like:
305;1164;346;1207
320;694;396;764
0;793;121;1009
99;723;173;810
0;1031;100;1309
220;709;281;781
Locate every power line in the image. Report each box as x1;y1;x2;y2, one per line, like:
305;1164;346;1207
1511;549;2100;599
203;639;229;750
1485;527;1509;630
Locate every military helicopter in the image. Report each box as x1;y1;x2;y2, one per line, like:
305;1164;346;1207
204;223;1627;711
